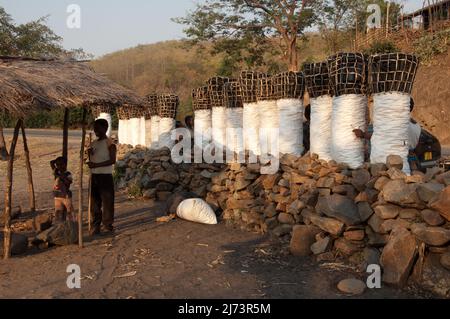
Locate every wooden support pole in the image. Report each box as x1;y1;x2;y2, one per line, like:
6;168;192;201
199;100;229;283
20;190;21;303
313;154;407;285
0;126;9;161
3;119;22;260
63;108;69;160
20;123;35;213
78;108;87;248
88;132;92;233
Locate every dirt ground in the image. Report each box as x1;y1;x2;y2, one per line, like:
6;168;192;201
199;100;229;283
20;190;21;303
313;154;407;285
0;133;434;299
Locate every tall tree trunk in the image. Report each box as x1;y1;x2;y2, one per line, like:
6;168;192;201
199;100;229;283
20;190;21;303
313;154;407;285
288;37;299;72
3;120;22;260
21;123;36;213
0;126;9;161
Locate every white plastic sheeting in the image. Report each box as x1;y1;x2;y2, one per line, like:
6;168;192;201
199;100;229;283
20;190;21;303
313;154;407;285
145;119;152;147
212;107;227;150
331;94;367;169
194;110;212;149
139;116;146;146
243;102;260;156
150;116;160;149
371;92;411;174
226;108;244;160
277;99;304;156
310;95;333;161
96;113;112;137
129;117;141;147
118;119;128;145
159;118;176;149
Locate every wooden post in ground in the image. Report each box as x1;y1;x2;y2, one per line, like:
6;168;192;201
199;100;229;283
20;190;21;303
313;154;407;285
0;126;9;161
20;123;35;213
78;108;87;248
87;132;92;233
62;108;69;160
3;119;22;260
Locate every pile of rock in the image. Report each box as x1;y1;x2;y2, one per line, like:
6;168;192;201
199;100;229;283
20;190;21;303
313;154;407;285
116;144;450;296
115;145;225;201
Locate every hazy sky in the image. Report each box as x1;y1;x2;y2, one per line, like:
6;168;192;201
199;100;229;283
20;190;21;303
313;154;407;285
0;0;425;57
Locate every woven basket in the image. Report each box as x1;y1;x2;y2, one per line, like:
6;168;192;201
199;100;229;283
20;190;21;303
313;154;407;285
144;93;159;119
303;62;332;98
257;75;276;101
116;106;130;120
207;77;230;108
328;53;367;97
192;86;211;111
158;94;179;119
273;71;305;99
239;71;264;104
368;53;419;95
224;81;243;108
91;105;113;119
126;105;144;119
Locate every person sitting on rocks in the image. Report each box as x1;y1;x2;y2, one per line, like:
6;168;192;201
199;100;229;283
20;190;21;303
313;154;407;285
87;119;117;236
303;104;311;155
50;156;74;223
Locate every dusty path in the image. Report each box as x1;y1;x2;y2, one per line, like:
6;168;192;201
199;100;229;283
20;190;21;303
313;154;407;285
0;135;429;299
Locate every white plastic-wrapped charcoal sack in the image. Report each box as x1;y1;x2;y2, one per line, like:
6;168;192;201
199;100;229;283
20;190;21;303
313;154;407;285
150;115;160;149
243;102;260;156
129;117;141;147
176;199;218;225
331;94;367;169
277;98;303;156
145;118;152;147
310;95;333;161
212;107;227;150
118;119;128;145
159;118;176;149
194;110;212;149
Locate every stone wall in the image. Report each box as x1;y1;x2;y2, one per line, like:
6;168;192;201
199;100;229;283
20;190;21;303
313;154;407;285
115;145;450;297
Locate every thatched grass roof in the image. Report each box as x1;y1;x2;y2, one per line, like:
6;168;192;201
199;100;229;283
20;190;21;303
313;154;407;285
0;56;145;118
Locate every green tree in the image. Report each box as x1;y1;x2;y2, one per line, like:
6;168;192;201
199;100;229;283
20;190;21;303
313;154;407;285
174;0;323;72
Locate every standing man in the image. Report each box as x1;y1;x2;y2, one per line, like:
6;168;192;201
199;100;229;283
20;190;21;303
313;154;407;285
88;119;117;235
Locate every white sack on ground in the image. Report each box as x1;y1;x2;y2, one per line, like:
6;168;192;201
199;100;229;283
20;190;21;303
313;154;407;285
371;92;411;174
96;113;112;137
212;107;227;150
145;119;152;147
331;94;367;169
176;198;218;225
194;110;212;149
243;102;260;156
159;118;176;149
139;116;146;146
150;116;160;149
310;95;333;161
129;117;141;147
277;99;303;156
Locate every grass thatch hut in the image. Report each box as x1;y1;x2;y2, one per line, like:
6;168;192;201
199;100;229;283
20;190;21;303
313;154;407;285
0;56;146;259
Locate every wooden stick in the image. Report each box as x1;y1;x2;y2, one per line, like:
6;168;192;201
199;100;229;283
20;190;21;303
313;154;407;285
3;119;22;260
20;123;35;213
87;132;92;232
62;108;69;160
78;108;87;248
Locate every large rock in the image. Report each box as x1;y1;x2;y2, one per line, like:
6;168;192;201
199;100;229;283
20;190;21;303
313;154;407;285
386;155;404;170
412;253;450;298
36;221;78;246
430;186;450;221
334;238;363;255
358;202;374;222
380;228;418;286
417;183;445;203
311;237;332;255
307;214;345;236
337;278;367;295
316;194;361;226
382;180;421;207
421;210;445;227
352;169;371;192
374;205;400;220
278;213;295;225
262;174;281;190
290;225;321;256
0;232;28;256
441;252;450;271
411;224;450;247
234;176;252;191
226;198;258;210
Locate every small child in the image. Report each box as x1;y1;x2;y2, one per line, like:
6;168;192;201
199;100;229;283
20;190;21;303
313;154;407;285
50;157;74;223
